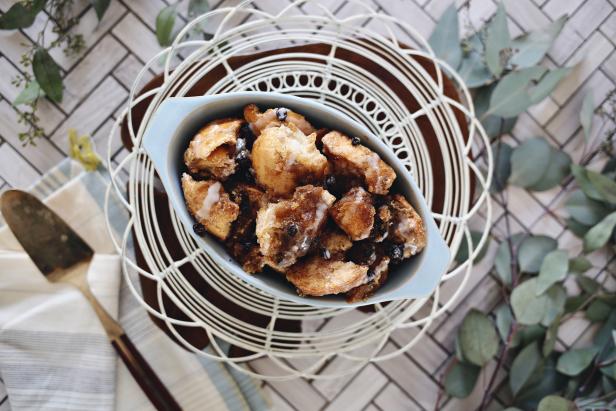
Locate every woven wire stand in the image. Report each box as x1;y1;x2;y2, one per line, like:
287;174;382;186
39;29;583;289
104;0;493;380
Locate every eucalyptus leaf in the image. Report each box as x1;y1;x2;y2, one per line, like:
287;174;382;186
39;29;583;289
13;80;44;106
556;346;599;376
542;284;566;326
594;311;616;354
428;3;462;69
485;2;510;77
458;309;499;366
565;190;610;226
156;5;177;47
565;293;588;313
528;148;571;191
587;169;616;203
89;0;110;21
490;142;513;192
516;357;568;409
459;34;494;88
569;256;592;274
444;361;481;398
475;85;518;140
543;316;560;357
518;235;558;273
537;395;575;411
511;279;564;325
455;230;489;263
32;48;63;103
580;91;594;141
487;66;547;118
509;16;567;69
583;211;616;253
495;304;513;342
188;0;211;16
576;276;600;294
509;137;552;188
494;240;512;285
566;217;591;238
571;164;604;201
529;67;572;103
510;341;542;396
536;250;569;295
586;299;611;322
0;0;46;30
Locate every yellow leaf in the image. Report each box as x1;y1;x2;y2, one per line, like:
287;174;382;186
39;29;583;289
68;128;101;172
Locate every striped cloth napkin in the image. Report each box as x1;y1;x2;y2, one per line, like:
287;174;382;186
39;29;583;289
0;159;270;411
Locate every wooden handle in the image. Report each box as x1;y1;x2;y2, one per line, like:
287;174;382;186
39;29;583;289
111;333;182;411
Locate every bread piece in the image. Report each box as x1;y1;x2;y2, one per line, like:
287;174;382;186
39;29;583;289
184;118;243;180
390;194;426;258
346;256;390;302
322;131;396;194
251;124;329;196
286;256;369;297
371;204;393;242
319;227;353;255
256;185;335;270
181;173;240;240
244;104;315;136
330;187;375;240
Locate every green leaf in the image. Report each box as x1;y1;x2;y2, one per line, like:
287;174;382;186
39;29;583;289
156;5;177;47
565;190;610;226
576;276;600;294
459;34;494;88
594;311;616;352
529;67;572;103
586;299;611;322
89;0;110;21
537;395;575;411
13;80;44;106
514;324;546;349
571;164;604;202
458;309;499;366
510;341;542;396
32;48;63;103
0;0;46;30
587;169;616;203
444;361;481;398
518;235;558;273
495;304;513;342
188;0;211;17
556;347;599;376
566;217;591;238
583;211;616;253
569;256;592;274
517;356;568;409
580;91;594;141
511;279;564;325
509;137;552;188
490;142;513;192
455;230;489;263
509;16;567;69
475;85;517;140
485;2;510;77
494;240;512;285
543;316;560;357
536;250;569;295
565;293;589;313
428;3;462;69
527;148;572;191
487;66;547;118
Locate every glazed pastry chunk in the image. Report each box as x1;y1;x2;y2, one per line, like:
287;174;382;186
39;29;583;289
346;256;390;303
244;104;315;136
184;118;243;180
371;204;393;243
286;256;369;297
319;226;353;257
390;194;427;258
251;123;329;196
322;131;396;195
181;173;240;240
256;185;335;270
330;187;375;241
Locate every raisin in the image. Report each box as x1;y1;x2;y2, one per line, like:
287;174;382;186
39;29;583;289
351;136;361;145
239;122;255;147
325;175;336;190
367;270;376;282
286;223;299;237
193;223;207;236
276;107;288;121
348;241;376;265
235;149;251;168
388;243;404;263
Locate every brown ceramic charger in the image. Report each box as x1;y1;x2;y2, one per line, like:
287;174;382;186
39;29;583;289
120;41;469;356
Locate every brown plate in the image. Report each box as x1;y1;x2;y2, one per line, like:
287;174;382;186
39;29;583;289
121;42;469;355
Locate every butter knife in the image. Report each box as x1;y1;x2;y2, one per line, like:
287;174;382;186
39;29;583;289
1;190;181;411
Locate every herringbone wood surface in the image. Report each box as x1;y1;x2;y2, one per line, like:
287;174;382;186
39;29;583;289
1;0;615;410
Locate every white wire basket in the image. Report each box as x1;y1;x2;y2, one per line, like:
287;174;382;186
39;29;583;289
104;0;492;380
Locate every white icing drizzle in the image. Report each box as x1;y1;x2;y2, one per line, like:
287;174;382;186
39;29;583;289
366;153;383;190
197;182;221;220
